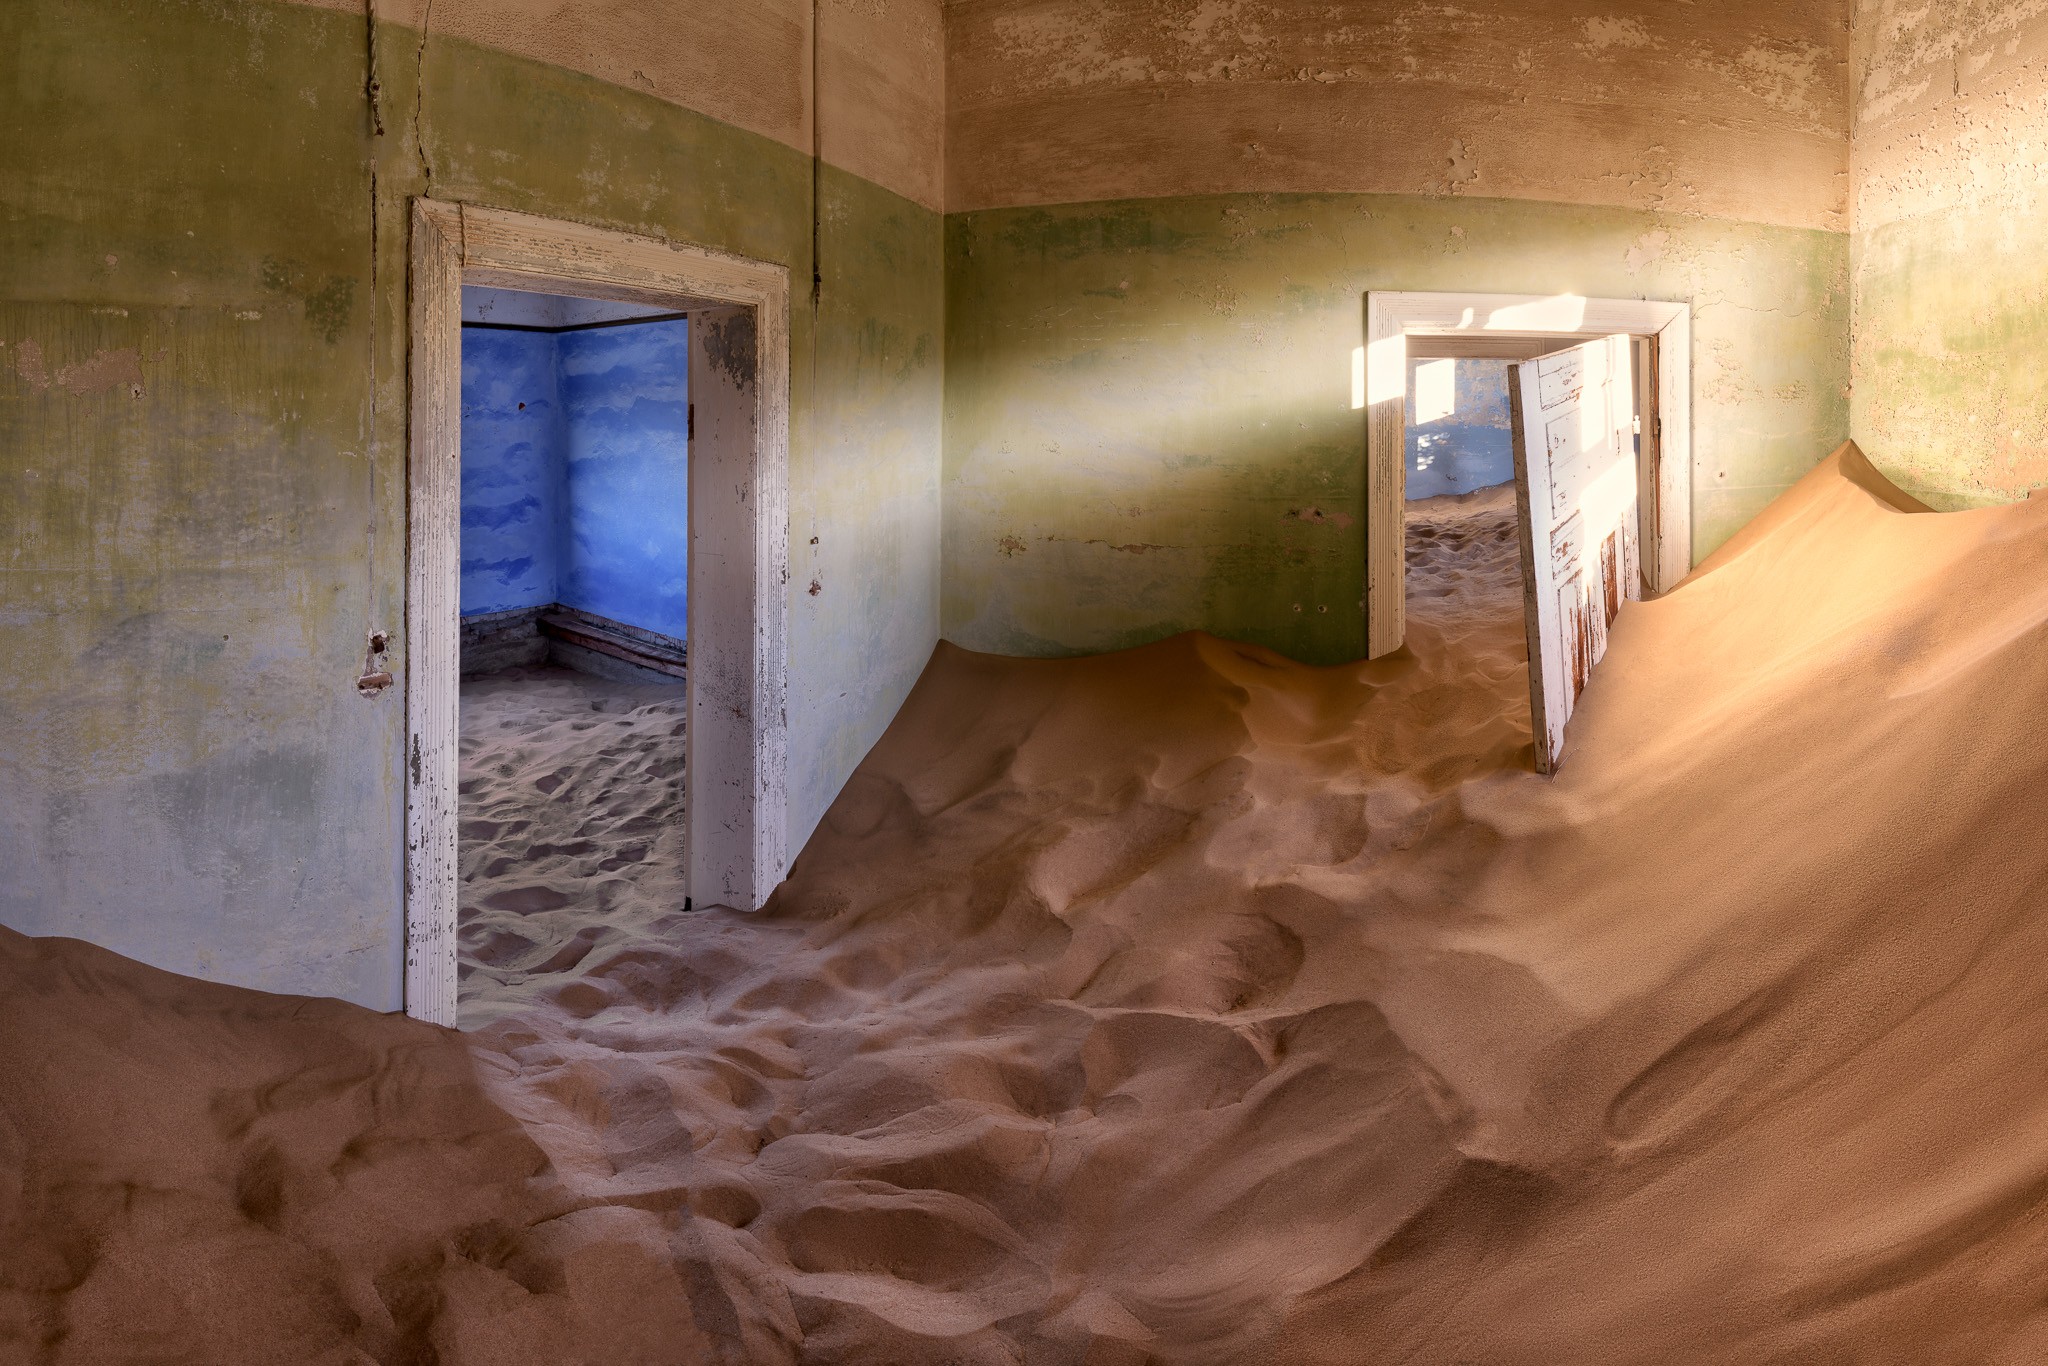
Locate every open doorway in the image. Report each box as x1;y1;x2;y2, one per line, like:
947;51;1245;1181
456;286;691;1026
405;201;791;1027
1400;337;1580;677
1362;293;1691;659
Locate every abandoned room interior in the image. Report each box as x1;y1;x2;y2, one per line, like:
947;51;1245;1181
6;0;2048;1360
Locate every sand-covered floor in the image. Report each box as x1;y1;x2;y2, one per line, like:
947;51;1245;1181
457;666;687;1031
10;451;2048;1363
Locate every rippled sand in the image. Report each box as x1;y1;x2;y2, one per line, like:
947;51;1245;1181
12;450;2048;1363
457;666;686;1030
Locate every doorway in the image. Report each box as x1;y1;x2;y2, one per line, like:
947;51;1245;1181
405;200;791;1027
456;286;691;1026
1362;293;1691;659
1399;336;1578;645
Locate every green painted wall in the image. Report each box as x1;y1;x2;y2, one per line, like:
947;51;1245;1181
1851;210;2048;509
0;0;942;1007
0;0;1861;1007
944;194;1850;664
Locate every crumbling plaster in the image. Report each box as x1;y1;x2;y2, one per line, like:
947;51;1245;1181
947;0;1851;229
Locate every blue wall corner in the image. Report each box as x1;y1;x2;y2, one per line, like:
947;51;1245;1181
459;318;689;640
559;319;690;640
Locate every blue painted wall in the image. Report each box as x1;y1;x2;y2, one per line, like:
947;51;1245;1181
559;320;690;639
460;329;564;614
459;319;688;639
1406;356;1515;500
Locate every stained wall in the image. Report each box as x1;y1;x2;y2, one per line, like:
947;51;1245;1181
1850;0;2048;506
459;329;565;617
7;0;1932;1008
1;0;943;1006
944;0;1854;662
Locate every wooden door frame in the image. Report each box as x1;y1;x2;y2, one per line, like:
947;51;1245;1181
1363;292;1691;658
406;199;791;1026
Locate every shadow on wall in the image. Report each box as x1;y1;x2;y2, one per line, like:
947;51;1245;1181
460;319;690;639
1407;355;1513;500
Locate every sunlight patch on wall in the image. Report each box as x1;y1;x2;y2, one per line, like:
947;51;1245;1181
1414;358;1457;425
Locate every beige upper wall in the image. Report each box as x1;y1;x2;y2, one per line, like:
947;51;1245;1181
292;0;945;210
1851;0;2048;232
946;0;1851;228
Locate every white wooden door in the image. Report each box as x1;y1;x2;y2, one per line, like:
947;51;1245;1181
1509;336;1639;774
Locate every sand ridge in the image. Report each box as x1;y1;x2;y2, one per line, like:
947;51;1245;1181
8;452;2048;1362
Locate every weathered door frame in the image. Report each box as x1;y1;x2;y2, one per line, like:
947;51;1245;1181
406;199;791;1026
1363;292;1691;658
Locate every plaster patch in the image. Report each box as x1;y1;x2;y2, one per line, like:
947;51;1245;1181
952;0;1848;227
1732;40;1826;114
55;348;147;398
1624;230;1669;274
1583;17;1653;52
1445;139;1478;195
14;339;51;391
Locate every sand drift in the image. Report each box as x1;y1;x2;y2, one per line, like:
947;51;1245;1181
7;449;2048;1363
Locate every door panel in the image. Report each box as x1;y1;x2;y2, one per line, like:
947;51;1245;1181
1509;336;1639;774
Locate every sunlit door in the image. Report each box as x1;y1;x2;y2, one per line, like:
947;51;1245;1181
1509;335;1639;774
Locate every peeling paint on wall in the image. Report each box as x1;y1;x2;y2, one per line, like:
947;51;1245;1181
701;310;760;393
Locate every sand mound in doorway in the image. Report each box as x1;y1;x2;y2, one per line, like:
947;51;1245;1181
456;666;687;1030
11;447;2048;1363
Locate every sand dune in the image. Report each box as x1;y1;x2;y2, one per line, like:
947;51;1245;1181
9;450;2048;1363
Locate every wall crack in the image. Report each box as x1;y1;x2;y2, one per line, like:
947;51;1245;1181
413;0;436;191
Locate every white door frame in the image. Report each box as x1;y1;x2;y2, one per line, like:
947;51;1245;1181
1363;292;1691;658
405;199;791;1026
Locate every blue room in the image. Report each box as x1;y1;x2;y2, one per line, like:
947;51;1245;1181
456;286;693;1014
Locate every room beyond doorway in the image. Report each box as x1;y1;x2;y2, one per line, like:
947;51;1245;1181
458;286;691;685
1403;336;1585;501
455;285;691;1027
405;200;792;1027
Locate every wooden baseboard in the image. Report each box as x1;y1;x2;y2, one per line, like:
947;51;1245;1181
538;607;687;680
458;603;687;681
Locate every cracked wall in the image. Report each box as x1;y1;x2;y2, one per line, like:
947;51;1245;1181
1850;0;2048;505
1;0;943;1006
295;0;945;212
943;0;1854;661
